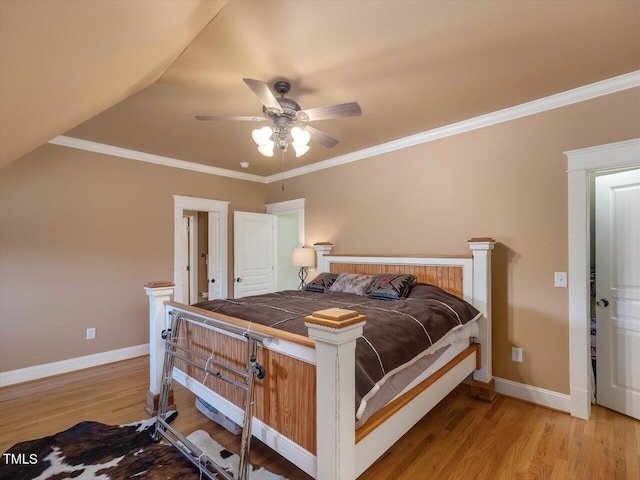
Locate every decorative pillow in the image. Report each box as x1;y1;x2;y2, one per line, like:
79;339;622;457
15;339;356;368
329;273;374;296
365;273;416;300
303;272;339;293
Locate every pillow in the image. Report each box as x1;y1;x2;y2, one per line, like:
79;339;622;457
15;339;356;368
365;273;416;300
329;273;374;296
303;272;339;293
405;282;443;299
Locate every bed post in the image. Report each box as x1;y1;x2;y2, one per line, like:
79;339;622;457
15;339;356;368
314;242;334;273
467;238;496;401
305;308;366;480
144;281;175;415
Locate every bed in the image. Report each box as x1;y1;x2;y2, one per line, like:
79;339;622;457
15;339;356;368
145;238;495;479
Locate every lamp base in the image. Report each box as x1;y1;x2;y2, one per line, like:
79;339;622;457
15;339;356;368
298;267;308;290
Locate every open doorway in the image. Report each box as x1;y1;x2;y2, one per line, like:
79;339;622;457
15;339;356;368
181;211;197;304
266;198;306;291
566;138;639;419
275;212;301;290
173;195;229;304
181;211;212;305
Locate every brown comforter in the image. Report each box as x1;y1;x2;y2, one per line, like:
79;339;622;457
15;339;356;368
194;285;480;417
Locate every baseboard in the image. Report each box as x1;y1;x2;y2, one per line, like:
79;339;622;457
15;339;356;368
570;386;590;420
0;344;149;387
494;376;571;413
0;349;573;415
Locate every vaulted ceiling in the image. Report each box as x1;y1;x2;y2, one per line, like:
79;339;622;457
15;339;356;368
2;0;639;175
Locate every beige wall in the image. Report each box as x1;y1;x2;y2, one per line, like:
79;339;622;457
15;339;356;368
0;144;265;371
1;89;638;393
266;88;640;395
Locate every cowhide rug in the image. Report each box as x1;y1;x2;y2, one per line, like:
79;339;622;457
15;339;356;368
0;413;288;480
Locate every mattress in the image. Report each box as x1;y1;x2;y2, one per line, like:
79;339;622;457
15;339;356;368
356;320;478;427
194;286;481;422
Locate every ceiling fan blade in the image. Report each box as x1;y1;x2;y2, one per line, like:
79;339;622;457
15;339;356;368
243;78;282;111
300;101;361;122
195;115;266;121
306;125;339;148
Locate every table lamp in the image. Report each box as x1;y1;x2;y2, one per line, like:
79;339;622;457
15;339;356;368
291;247;315;289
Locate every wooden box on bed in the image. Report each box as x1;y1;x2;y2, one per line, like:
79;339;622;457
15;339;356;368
145;238;495;480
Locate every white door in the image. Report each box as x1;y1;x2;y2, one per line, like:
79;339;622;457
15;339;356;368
207;212;222;300
595;168;640;420
234;211;275;298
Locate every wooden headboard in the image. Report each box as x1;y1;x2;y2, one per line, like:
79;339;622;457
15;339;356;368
328;261;465;298
313;243;476;303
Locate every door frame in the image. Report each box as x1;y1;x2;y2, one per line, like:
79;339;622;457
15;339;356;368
266;198;305;245
173;195;229;303
565;138;640;419
182;212;199;304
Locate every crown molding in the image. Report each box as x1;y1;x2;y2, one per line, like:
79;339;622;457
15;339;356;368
48;135;267;183
48;70;639;183
265;70;640;183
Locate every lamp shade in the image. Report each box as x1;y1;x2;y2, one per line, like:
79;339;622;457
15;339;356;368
291;247;315;267
252;126;273;146
257;140;275;157
291;126;311;146
293;144;310;157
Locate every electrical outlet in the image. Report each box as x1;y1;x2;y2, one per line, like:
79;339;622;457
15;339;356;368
512;347;523;363
86;327;96;340
554;272;567;288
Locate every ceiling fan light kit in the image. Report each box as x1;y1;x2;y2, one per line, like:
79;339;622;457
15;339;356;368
257;142;275;157
251;121;310;158
291;126;311;146
251;125;273;146
197;78;361;160
292;144;310;158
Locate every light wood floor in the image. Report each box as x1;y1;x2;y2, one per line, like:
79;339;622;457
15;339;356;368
1;356;638;479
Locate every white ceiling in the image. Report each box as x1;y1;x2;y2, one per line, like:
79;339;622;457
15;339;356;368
2;0;639;175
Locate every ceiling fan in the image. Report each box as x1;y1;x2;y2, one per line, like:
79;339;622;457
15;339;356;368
196;78;361;157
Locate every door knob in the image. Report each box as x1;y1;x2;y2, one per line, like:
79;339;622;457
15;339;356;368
210;278;216;283
236;278;242;283
596;299;609;307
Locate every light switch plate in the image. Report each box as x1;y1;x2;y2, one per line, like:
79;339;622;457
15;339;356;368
512;347;523;363
555;272;567;288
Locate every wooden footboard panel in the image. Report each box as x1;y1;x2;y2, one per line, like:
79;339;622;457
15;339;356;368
177;322;317;454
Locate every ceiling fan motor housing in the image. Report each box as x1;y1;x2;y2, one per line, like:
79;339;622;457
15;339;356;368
263;97;301;118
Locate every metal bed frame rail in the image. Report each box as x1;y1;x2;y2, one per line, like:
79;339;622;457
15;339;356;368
151;310;272;480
